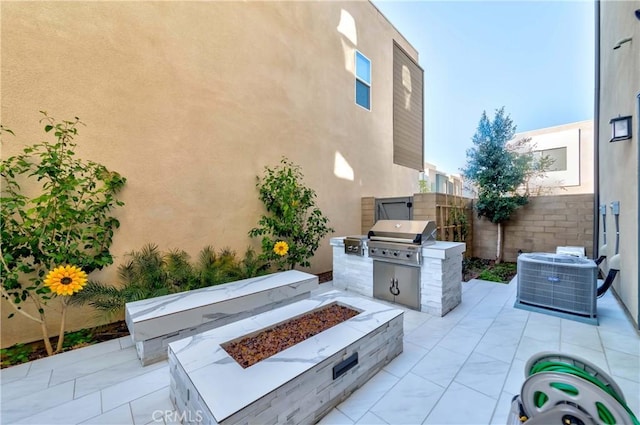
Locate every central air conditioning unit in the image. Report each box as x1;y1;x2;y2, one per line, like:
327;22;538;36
515;253;598;324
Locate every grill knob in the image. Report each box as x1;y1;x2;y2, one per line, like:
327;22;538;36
406;253;412;258
393;252;398;257
382;250;387;255
370;248;376;254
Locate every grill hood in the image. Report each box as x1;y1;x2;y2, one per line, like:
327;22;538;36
367;220;437;245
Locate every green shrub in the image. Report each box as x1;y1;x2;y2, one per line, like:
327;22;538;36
62;328;95;349
1;343;33;367
491;262;517;281
249;157;334;270
71;244;268;318
478;269;503;282
477;262;517;283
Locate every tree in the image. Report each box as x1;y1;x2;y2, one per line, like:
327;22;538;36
507;138;558;196
461;107;528;263
1;113;126;354
418;176;431;193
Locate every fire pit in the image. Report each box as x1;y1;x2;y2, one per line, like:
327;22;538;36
168;290;403;424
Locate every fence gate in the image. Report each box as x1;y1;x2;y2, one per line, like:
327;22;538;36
375;197;413;221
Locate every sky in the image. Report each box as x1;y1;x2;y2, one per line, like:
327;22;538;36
372;0;595;175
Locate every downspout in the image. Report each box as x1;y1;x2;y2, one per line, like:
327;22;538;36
593;0;601;260
637;92;639;329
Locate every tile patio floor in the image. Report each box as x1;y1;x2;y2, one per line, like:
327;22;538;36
1;278;638;425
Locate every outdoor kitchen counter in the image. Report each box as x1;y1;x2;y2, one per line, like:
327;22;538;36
330;237;373;297
331;237;465;316
419;241;466;316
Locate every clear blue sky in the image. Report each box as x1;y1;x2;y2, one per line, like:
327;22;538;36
372;0;595;175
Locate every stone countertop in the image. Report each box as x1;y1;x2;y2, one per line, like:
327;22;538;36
168;290;403;422
331;236;465;258
422;241;466;259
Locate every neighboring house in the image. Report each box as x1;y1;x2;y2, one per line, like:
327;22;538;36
420;162;465;195
596;2;639;329
1;2;423;345
510;120;594;196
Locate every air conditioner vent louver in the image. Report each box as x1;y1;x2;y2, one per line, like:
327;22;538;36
515;253;598;324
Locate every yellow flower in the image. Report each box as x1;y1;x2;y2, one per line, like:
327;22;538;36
273;241;289;256
44;265;88;296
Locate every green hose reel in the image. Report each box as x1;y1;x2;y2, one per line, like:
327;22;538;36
515;352;639;425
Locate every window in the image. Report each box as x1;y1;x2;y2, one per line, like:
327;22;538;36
355;51;371;110
535;147;567;171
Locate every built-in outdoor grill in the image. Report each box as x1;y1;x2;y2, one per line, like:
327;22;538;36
367;220;437;310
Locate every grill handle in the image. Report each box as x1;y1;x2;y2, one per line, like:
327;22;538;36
390;278;400;296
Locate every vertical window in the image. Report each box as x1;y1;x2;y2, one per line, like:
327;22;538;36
355;51;371;110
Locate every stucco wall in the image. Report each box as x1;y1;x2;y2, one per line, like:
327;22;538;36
598;2;639;327
473;194;595;263
1;1;421;346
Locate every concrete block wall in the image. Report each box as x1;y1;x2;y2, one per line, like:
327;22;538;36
473;193;595;262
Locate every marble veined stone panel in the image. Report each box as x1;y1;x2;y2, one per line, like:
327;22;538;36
169;290;403;425
125;270;318;365
332;245;373;297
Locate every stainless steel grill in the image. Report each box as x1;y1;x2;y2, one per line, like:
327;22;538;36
367;220;437;310
367;220;437;265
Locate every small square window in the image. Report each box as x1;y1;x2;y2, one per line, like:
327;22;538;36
355;50;371;110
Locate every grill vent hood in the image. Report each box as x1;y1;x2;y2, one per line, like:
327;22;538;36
367;220;437;245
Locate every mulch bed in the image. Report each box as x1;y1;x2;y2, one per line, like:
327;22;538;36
222;303;359;368
1;320;130;368
316;270;333;283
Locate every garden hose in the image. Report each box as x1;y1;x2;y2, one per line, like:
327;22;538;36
522;360;639;425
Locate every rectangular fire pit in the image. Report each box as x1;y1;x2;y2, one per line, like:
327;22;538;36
168;290;403;424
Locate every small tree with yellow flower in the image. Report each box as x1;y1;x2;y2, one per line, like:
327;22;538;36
249;158;333;270
0;113;126;355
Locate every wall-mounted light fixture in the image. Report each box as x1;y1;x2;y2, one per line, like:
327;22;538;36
613;37;632;50
610;116;632;142
635;9;640;20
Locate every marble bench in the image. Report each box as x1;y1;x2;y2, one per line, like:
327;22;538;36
125;270;319;365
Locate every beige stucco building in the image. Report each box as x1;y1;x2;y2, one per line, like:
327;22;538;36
0;2;424;346
596;1;639;329
512;120;594;196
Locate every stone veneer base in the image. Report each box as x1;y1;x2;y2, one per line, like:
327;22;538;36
168;290;404;425
125;270;318;365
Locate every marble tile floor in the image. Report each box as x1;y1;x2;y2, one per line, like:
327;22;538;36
1;278;638;425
